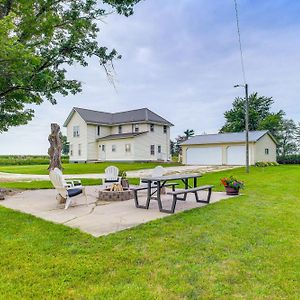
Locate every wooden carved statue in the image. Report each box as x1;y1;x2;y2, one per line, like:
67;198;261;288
48;123;63;171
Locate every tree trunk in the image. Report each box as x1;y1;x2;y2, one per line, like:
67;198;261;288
48;123;63;171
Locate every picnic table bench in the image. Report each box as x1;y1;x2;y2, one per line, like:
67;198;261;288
131;173;214;214
167;185;213;213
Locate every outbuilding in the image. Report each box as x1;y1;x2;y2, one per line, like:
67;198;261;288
181;130;277;165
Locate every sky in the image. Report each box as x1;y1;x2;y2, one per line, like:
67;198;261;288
0;0;299;154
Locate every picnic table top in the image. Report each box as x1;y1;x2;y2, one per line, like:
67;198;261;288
141;173;202;182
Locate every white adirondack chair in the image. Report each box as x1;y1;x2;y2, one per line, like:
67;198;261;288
102;166;121;188
140;165;165;186
49;168;87;209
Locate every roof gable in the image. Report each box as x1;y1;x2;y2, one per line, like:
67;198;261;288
63;107;173;127
181;130;277;145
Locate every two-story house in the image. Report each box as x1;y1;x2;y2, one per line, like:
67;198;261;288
63;107;173;162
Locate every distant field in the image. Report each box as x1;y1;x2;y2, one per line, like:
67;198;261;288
0;155;69;166
0;161;180;175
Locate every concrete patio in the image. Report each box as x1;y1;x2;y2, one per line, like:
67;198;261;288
1;186;234;237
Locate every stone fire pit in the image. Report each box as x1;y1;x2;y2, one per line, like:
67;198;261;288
98;188;134;203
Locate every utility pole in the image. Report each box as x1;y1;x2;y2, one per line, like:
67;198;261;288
245;83;249;173
234;84;250;173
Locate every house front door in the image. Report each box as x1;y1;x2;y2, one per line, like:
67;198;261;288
98;144;106;161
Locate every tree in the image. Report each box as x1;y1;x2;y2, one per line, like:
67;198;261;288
0;0;141;132
220;93;284;135
277;119;297;157
61;134;69;155
295;122;300;152
183;129;195;139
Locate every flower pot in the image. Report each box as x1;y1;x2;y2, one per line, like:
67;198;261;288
121;179;129;188
225;186;240;195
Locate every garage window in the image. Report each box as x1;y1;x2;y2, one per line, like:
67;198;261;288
265;148;269;155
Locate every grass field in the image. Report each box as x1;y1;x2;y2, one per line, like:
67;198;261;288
0;178;140;190
0;165;299;298
0;161;180;175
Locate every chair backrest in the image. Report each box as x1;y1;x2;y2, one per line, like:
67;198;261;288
152;166;165;178
49;168;67;198
105;166;119;181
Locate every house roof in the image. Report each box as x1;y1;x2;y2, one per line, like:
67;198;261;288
63;107;173;127
96;132;147;141
181;130;277;145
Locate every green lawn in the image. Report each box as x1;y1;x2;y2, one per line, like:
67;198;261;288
0;161;180;175
0;178;140;190
0;165;299;298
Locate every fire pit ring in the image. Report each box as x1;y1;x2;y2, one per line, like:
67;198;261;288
98;188;134;202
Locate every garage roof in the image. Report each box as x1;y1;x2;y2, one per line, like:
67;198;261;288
181;130;277;145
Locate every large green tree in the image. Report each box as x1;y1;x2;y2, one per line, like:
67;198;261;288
0;0;140;132
220;93;284;139
277;119;297;156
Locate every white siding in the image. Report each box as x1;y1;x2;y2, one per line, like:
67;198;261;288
67;112;88;162
133;125;170;161
254;134;277;162
99;138;135;161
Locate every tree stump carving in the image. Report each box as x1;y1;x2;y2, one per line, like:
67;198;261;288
48;123;65;204
48;123;63;171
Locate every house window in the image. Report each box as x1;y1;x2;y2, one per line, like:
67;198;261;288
118;125;122;134
134;124;139;133
150;145;155;155
150;124;154;132
112;145;116;152
125;144;131;153
158;145;161;154
70;144;73;156
97;125;101;136
102;145;105;151
78;144;81;156
73;126;80;137
163;125;167;134
265;148;269;155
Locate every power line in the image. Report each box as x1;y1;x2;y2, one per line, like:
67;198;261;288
234;0;246;85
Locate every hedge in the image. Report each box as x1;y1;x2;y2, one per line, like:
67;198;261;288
277;155;300;164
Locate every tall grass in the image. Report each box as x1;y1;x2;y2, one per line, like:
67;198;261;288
0;155;69;166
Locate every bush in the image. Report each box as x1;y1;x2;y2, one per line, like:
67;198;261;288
277;155;300;164
0;155;69;166
255;161;280;167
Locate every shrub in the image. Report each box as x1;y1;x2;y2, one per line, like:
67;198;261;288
277;155;300;164
255;161;279;167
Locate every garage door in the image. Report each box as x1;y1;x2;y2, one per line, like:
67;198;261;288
227;146;245;165
186;147;222;165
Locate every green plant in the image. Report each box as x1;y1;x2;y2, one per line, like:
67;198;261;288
119;170;127;179
220;176;244;189
255;161;280;167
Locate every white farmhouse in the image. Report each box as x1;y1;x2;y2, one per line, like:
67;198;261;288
64;107;173;162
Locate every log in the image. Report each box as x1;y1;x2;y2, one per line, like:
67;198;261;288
48;123;63;171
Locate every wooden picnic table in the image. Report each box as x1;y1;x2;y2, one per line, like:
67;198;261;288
132;173;203;213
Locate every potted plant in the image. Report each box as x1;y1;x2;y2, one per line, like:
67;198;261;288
119;171;129;188
220;176;244;195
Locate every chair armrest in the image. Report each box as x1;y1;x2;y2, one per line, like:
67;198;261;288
66;180;82;187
